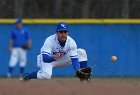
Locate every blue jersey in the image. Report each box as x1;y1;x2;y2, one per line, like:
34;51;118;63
10;27;31;47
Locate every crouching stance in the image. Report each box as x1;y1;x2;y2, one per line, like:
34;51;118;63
20;22;92;81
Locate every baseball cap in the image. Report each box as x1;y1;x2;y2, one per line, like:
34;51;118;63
16;18;22;24
56;22;69;32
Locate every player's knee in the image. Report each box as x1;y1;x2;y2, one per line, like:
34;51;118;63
77;48;88;61
77;48;86;54
20;62;26;67
38;72;52;79
44;72;51;79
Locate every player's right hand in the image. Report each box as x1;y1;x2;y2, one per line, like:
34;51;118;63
54;52;61;61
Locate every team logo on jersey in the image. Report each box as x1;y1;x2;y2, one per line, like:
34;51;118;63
61;23;66;28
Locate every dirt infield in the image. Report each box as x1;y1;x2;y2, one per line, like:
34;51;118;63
0;78;140;95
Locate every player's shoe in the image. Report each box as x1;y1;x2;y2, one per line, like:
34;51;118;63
20;73;30;81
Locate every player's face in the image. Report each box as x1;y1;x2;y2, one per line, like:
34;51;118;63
16;23;22;28
57;30;68;42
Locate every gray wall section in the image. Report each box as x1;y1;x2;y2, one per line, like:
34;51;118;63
0;24;140;77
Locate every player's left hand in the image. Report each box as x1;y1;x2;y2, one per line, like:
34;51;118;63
76;67;92;81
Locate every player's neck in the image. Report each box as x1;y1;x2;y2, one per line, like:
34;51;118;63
58;39;66;47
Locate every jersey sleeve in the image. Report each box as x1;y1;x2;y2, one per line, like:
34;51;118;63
41;38;53;55
69;39;78;58
69;39;80;70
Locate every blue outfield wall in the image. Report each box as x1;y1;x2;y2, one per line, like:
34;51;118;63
0;24;140;77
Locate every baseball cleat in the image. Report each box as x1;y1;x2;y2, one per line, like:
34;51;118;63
20;73;30;81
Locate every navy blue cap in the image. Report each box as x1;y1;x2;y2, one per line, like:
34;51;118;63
16;18;22;24
56;22;69;32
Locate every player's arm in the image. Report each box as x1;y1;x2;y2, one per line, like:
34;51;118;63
42;52;54;63
71;55;80;71
9;31;14;52
27;39;32;49
41;39;61;63
9;39;13;52
69;40;80;71
25;29;32;49
42;52;61;62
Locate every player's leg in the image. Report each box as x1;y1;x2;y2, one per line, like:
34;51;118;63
21;54;54;80
7;48;19;77
19;48;27;75
21;63;53;80
77;48;88;68
20;54;41;80
37;63;53;79
36;54;70;79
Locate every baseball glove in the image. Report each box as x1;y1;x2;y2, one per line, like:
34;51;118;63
21;45;30;50
76;67;92;81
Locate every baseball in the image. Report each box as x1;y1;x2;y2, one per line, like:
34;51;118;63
111;56;117;62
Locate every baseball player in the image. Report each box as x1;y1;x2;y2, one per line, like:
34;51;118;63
21;22;91;81
7;18;32;78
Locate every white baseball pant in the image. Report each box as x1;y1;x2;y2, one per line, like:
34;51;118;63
9;48;27;67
